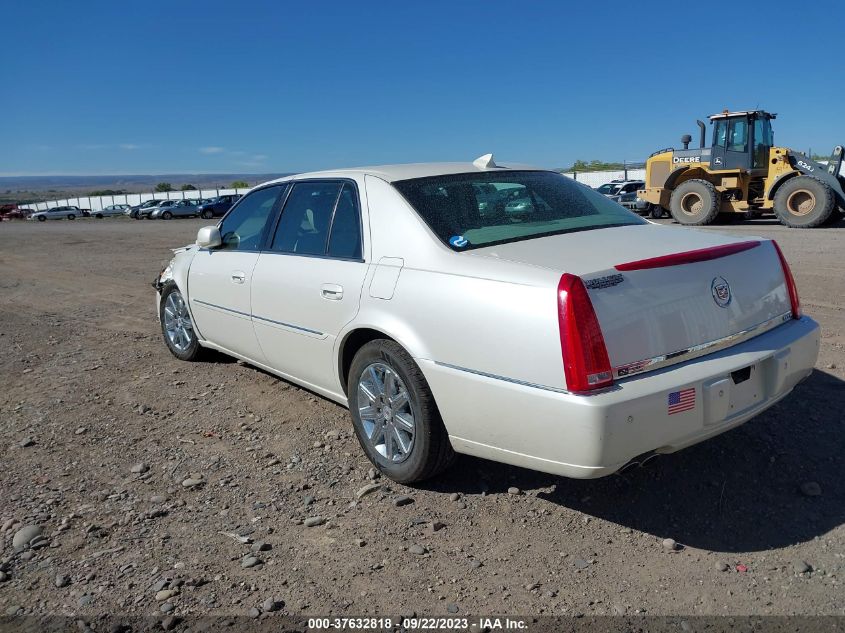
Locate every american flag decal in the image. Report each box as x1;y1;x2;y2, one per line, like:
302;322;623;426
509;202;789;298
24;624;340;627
668;387;696;415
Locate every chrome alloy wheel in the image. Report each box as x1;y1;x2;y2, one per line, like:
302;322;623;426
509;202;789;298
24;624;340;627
162;290;195;352
357;362;416;463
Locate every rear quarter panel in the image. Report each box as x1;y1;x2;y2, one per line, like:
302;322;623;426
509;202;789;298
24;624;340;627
353;175;565;396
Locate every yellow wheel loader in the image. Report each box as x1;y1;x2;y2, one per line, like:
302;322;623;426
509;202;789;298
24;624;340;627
637;110;845;227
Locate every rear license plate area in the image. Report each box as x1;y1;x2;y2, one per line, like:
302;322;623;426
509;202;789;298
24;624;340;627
727;364;762;414
731;366;752;385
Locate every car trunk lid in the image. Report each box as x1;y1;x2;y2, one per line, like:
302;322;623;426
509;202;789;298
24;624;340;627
469;225;793;378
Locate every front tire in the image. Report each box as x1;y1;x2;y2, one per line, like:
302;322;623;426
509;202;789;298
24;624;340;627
201;210;213;219
669;179;719;225
95;213;103;219
773;176;834;228
159;284;203;361
67;214;76;220
348;340;454;483
37;216;46;222
650;205;665;219
162;211;173;220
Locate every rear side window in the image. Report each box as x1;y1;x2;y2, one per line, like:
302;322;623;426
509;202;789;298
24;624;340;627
327;184;362;259
393;170;644;251
270;181;363;259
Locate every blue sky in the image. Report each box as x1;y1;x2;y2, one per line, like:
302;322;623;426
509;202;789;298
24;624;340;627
2;0;844;175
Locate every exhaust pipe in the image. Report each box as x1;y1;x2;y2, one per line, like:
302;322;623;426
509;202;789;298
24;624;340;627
697;120;706;149
640;453;661;468
681;134;692;150
618;451;661;474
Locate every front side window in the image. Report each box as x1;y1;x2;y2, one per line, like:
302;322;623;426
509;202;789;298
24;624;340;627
218;185;283;251
713;120;727;147
728;119;748;152
393;170;645;251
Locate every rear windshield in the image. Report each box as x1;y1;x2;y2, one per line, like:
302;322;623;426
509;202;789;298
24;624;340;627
393;170;645;251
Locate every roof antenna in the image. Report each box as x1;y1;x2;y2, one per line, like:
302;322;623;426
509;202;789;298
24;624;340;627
473;153;497;169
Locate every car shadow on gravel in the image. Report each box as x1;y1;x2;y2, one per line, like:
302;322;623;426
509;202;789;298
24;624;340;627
423;369;845;553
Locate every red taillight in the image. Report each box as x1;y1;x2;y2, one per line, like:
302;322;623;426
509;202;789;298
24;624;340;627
557;273;614;392
771;240;801;319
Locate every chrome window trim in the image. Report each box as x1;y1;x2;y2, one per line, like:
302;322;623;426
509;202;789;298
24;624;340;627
614;311;794;378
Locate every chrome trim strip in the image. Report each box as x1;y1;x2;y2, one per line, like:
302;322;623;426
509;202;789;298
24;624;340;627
434;361;572;395
251;313;324;336
192;298;251;318
192;299;324;336
614;311;793;379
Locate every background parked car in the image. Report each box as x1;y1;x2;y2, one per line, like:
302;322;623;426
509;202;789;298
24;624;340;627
0;204;26;220
595;179;644;197
95;204;130;218
150;200;201;219
128;200;166;219
196;194;241;219
28;206;82;221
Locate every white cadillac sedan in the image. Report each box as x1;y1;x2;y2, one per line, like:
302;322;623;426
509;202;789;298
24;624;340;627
153;156;820;483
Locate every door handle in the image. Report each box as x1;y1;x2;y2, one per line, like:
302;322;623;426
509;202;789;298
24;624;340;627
231;271;246;284
321;283;343;300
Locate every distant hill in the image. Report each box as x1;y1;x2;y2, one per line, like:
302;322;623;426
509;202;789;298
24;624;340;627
0;173;295;204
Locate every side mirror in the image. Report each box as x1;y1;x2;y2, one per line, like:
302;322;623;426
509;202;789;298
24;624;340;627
196;225;222;249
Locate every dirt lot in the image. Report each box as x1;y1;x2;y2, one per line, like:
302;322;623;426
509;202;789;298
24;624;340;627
0;216;843;624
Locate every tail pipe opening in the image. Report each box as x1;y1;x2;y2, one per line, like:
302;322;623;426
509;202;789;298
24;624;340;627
618;451;661;474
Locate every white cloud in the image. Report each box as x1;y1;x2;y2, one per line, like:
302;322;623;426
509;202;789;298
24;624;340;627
200;146;225;154
120;143;140;150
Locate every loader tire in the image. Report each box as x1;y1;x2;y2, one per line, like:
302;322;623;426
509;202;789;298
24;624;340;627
669;179;719;226
773;176;834;228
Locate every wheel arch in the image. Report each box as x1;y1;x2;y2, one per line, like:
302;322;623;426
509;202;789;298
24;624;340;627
665;167;713;191
336;321;429;397
766;170;800;200
156;248;200;329
663;167;689;191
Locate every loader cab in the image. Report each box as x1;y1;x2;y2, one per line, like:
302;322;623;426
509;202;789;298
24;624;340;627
708;110;775;173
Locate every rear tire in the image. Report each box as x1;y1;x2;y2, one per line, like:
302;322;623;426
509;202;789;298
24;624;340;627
348;340;455;483
650;205;665;219
162;211;173;220
773;176;835;228
95;213;103;219
669;179;719;225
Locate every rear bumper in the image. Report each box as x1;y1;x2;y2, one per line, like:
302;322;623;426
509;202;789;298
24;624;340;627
421;316;819;479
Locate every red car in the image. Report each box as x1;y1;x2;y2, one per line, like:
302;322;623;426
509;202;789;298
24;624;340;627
0;205;26;220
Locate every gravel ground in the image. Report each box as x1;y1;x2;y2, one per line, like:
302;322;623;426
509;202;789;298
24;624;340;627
0;216;843;623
